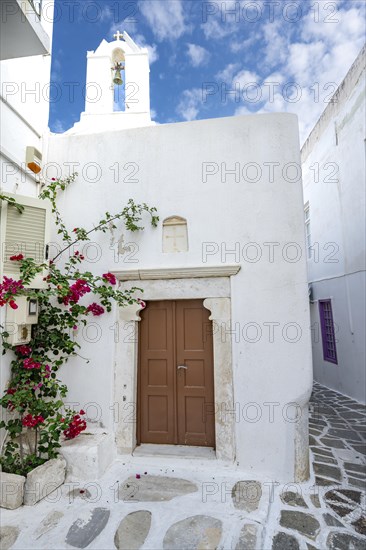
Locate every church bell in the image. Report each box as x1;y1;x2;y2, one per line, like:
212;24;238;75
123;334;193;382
113;68;123;86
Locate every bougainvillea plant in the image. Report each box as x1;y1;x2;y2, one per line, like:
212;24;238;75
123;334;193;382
0;174;158;476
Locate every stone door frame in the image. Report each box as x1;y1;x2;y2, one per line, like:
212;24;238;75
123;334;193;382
112;266;240;462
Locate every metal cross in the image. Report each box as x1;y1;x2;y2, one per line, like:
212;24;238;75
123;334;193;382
113;31;124;41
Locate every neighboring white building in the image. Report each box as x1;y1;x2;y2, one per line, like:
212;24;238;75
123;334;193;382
0;0;54;196
0;0;54;445
44;34;312;482
302;45;366;404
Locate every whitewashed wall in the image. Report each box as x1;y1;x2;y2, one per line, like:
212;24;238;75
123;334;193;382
302;47;366;403
46;112;312;481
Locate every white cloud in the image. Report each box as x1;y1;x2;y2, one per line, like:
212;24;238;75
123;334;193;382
52;119;66;133
262;20;289;68
215;63;240;83
287;41;327;86
110;19;137;38
99;5;113;23
230;34;261;53
301;6;365;46
187;43;210;67
134;34;159;64
139;0;189;41
234;1;366;144
233;69;259;87
234;105;255;116
201;0;245;40
176;88;203;121
201;18;231;40
78;2;113;24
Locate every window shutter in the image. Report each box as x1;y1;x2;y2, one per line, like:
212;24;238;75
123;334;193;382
0;193;51;288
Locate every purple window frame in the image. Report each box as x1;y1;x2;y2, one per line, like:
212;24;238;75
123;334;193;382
319;299;338;364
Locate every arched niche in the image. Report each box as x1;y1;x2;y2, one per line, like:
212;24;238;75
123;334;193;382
112;47;125;64
162;216;188;253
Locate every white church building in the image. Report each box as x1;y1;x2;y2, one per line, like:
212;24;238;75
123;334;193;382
44;33;312;483
2;28;312;483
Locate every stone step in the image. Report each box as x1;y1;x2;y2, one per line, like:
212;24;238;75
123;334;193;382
61;429;116;481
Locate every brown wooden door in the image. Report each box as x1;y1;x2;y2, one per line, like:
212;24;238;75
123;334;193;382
138;300;215;447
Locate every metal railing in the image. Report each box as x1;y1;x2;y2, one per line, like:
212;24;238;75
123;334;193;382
28;0;42;19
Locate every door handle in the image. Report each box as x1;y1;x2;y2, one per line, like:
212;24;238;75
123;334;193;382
177;365;188;370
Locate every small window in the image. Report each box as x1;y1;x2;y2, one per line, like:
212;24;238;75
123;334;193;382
0;193;50;289
304;203;311;259
319;299;338;364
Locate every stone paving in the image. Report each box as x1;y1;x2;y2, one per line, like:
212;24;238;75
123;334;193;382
265;382;366;549
0;382;365;549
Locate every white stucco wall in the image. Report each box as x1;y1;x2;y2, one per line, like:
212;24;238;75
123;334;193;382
302;46;366;403
46;112;312;481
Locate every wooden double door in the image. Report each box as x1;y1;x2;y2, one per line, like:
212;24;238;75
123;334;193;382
137;300;215;447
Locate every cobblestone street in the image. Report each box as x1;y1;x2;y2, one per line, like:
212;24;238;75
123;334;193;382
1;383;365;549
264;382;366;549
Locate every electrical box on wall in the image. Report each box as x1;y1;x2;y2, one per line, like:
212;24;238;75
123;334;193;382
5;296;38;345
26;146;42;174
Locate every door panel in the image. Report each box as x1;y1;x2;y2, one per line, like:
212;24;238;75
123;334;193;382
176;300;215;446
138;300;215;447
139;301;175;444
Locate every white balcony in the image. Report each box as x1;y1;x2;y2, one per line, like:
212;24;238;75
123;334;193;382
1;0;50;60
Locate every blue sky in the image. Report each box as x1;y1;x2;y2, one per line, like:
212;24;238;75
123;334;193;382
49;0;365;143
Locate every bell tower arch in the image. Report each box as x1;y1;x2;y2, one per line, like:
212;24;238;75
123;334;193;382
111;47;125;111
67;31;153;134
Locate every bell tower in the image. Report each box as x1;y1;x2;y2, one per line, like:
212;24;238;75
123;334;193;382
66;31;153;134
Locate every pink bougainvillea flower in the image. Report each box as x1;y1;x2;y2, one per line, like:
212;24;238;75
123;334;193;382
63;413;87;439
137;298;146;309
22;414;44;428
136;474;141;479
102;272;117;285
23;358;41;370
9;254;24;261
80;409;86;415
0;277;24;307
74;251;85;260
16;345;32;356
6;388;16;411
86;303;104;316
63;279;91;305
